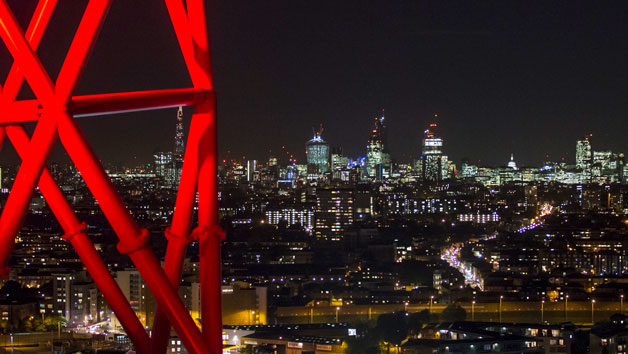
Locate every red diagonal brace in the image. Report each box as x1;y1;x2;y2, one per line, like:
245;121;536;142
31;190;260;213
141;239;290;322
150;99;215;353
0;1;222;352
150;1;222;352
0;0;109;281
56;110;211;354
4;125;151;353
1;0;57;102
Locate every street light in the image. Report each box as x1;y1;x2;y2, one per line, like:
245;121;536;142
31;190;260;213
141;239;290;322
591;300;596;324
405;302;409;313
335;307;340;323
499;296;503;323
430;296;434;312
621;295;624;314
472;301;476;321
565;295;569;322
251;311;256;325
541;300;545;324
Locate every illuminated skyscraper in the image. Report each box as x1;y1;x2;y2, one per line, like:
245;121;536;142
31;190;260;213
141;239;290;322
330;147;348;171
154;151;175;185
246;160;257;182
173;106;185;187
421;115;446;181
576;136;592;170
366;110;391;179
305;125;330;174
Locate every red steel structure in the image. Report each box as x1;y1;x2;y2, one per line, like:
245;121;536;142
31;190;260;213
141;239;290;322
0;1;221;353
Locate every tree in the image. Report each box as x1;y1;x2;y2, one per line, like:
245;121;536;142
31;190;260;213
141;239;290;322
31;318;46;332
239;345;254;354
375;312;409;352
441;303;467;322
345;336;380;354
20;316;33;332
407;311;427;337
44;315;67;331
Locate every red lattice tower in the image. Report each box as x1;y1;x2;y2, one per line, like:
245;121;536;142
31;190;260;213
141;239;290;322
0;1;221;353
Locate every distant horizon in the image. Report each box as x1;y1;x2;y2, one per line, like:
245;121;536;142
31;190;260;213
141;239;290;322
3;2;628;168
0;118;615;169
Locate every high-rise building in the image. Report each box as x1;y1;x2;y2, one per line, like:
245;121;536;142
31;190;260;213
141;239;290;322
52;272;74;318
173;106;185;187
576;136;592;170
154;151;175;185
246;160;257;182
330;147;350;181
305;126;330;174
366;110;391;179
116;269;153;326
330;147;348;171
421;115;446;181
593;151;613;169
315;187;354;241
265;208;315;231
461;163;478;178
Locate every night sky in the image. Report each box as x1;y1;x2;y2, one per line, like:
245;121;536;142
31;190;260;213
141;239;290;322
3;1;628;167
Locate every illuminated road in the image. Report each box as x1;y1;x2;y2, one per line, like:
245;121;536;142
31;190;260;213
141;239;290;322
442;244;483;290
275;300;626;325
516;203;554;233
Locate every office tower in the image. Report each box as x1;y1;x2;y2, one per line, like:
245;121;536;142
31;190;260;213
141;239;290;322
246;160;257;182
173;106;185;187
366;110;391;179
421;115;445;181
305;125;330;174
461;163;478;178
265;208;315;231
441;155;450;179
576;136;592;170
153;151;175;185
593;151;612;169
330;147;348;171
315;187;354;241
330;147;350;181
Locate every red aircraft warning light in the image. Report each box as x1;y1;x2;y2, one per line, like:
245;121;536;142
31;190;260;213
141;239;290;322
0;1;221;353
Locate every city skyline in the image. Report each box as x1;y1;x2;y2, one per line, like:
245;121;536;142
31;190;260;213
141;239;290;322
4;2;628;167
213;1;628;167
4;2;628;353
220;118;619;170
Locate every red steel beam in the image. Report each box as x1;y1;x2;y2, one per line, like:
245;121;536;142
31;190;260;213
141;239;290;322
0;1;221;352
5;125;152;354
0;0;109;274
4;88;210;123
163;2;221;352
55;110;211;354
0;117;57;276
197;99;222;353
0;0;55;103
54;0;112;103
1;0;57;102
150;100;213;353
186;0;213;89
150;0;222;351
